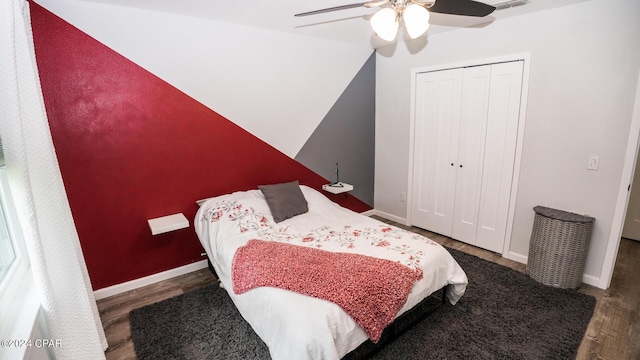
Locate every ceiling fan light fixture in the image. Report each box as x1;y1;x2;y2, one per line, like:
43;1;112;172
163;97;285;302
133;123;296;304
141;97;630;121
370;7;399;41
403;4;430;39
297;0;495;42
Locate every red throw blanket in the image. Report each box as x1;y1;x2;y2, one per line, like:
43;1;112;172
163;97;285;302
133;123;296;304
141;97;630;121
232;239;423;342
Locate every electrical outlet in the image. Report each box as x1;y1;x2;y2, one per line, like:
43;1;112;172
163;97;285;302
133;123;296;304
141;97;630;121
588;156;599;170
401;192;407;202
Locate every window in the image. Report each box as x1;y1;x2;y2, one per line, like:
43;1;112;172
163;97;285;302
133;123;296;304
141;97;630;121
0;139;16;285
0;198;16;283
0;140;31;329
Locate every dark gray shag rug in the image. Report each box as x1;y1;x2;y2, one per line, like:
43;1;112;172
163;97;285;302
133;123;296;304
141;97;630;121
130;248;595;359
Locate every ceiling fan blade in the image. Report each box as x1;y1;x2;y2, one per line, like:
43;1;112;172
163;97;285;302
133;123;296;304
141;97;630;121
366;0;391;7
428;0;496;17
294;2;367;17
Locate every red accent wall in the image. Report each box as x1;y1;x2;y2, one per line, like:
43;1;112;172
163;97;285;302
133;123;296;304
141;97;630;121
29;2;371;290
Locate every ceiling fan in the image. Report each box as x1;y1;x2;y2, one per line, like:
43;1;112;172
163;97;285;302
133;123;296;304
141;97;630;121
295;0;497;41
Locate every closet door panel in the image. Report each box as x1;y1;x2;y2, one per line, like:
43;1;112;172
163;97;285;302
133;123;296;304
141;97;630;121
411;68;463;235
476;61;524;252
451;66;491;244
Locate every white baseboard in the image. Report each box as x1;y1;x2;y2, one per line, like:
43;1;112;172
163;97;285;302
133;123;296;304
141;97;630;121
582;274;600;288
504;251;528;265
368;209;408;225
93;259;209;300
360;209;376;216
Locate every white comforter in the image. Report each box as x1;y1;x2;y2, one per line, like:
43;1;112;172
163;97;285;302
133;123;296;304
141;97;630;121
194;185;467;360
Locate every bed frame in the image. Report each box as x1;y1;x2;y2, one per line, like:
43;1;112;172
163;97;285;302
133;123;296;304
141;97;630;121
207;259;447;359
342;285;448;359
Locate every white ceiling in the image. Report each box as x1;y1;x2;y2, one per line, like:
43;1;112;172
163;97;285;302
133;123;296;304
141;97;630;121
78;0;588;48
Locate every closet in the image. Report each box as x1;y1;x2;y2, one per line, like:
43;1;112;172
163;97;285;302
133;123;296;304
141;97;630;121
410;60;523;253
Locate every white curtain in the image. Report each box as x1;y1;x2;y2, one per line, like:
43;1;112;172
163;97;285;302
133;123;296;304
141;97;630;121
0;0;108;359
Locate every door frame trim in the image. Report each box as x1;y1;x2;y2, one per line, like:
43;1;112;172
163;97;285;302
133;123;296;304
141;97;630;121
599;69;640;288
406;52;531;260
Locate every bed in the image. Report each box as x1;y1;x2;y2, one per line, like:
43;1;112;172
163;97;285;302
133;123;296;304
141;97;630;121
194;182;468;360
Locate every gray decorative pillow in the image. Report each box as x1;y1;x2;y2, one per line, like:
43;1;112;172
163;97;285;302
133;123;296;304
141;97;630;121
258;181;309;223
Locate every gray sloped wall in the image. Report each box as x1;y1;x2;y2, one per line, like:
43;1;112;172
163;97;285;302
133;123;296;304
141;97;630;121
295;53;375;206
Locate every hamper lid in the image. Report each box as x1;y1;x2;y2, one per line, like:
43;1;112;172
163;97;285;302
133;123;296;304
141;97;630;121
533;206;595;223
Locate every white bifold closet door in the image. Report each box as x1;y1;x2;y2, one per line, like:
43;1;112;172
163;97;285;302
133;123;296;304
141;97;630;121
411;61;523;253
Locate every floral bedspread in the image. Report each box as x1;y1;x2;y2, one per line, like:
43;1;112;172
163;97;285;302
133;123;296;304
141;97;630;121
200;199;440;272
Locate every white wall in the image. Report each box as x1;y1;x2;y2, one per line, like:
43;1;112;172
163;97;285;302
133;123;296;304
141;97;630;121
33;0;640;287
24;310;54;360
33;0;373;158
375;0;640;286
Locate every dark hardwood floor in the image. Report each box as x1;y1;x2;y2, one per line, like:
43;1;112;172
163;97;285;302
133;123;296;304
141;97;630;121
97;216;640;360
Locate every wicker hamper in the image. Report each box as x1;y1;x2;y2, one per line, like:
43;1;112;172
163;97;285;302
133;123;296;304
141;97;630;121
526;206;595;289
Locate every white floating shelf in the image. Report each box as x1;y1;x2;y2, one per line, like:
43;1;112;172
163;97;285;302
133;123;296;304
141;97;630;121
322;182;353;194
148;213;189;235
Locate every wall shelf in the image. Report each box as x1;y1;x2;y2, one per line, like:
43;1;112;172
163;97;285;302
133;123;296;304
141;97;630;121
322;182;353;194
148;213;189;235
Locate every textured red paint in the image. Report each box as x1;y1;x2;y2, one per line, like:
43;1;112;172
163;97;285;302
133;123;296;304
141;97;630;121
29;2;371;290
